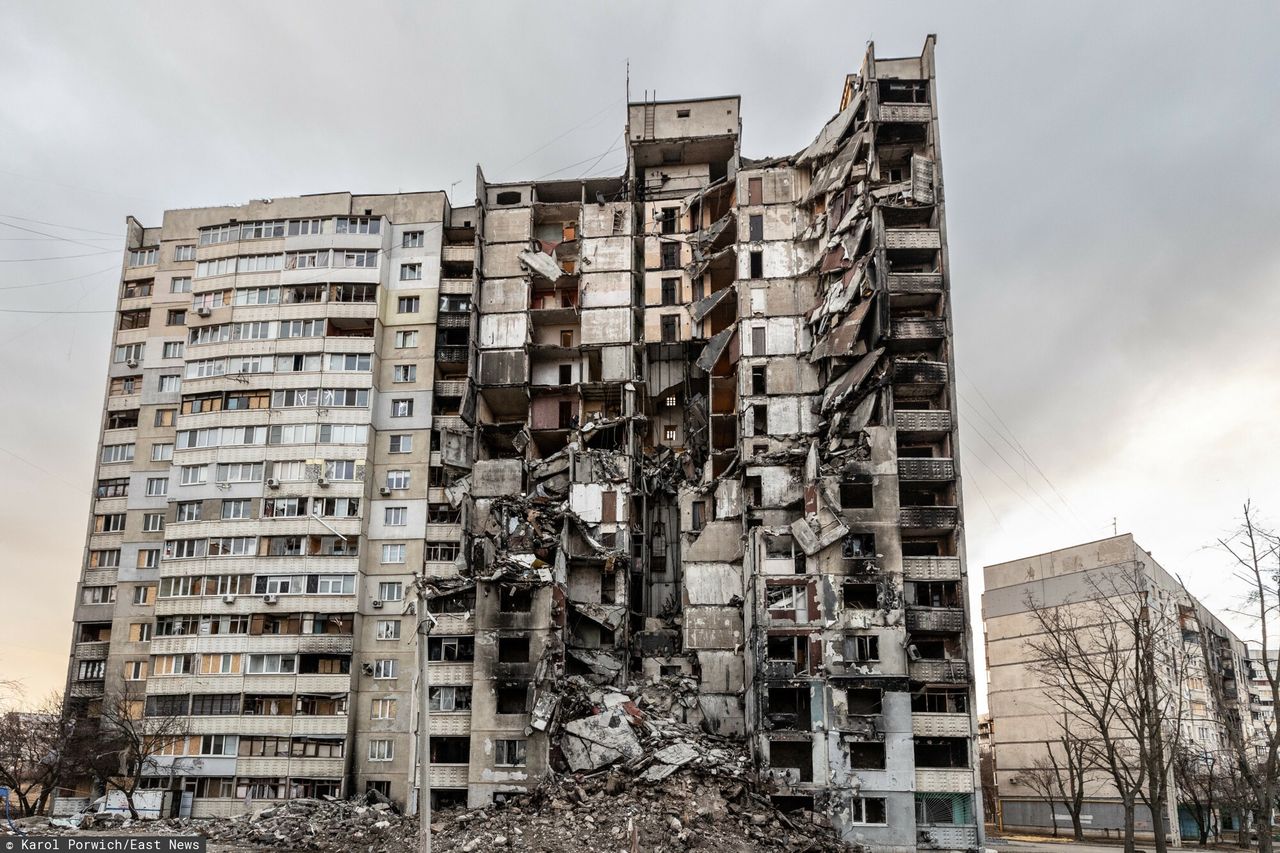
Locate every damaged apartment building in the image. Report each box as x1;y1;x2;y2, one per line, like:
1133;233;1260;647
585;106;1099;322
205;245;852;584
64;35;979;852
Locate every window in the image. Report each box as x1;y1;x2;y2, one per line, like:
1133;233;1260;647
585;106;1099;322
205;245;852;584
124;661;147;681
100;444;134;464
132;585;153;605
376;620;401;640
162;341;185;359
246;654;296;674
77;660;106;680
82;586;116;605
173;245;196;262
392;364;416;383
371;698;397;720
106;410;138;429
660;241;679;270
402;230;424;248
494;739;527;767
382;544;406;564
221;499;251;520
335;250;378;269
128;248;157;267
170;276;192;294
378;582;403;601
394;330;418;348
324;459;357;480
384;507;407;527
336;217;380;235
660;207;678;235
400;264;422;281
166;309;186;327
368;739;393;761
165;538;207;559
158;374;181;393
386;470;410;490
180;465;208;486
373;659;397;679
850;797;887;825
154;409;175;427
284;251;328;271
497;636;530;663
660;315;678;343
389;435;412;454
109;376;140;396
142;513;164;532
395;296;421;315
121;280;152;298
114;343;145;364
145;477;169;497
427;636;475;661
749;250;763;279
391;399;413;417
89;549;120;568
848;635;880;662
429;686;472;712
97;477;129;498
288;218;323;236
660;277;678;306
663;425;677;442
749;214;764;242
94;513;126;533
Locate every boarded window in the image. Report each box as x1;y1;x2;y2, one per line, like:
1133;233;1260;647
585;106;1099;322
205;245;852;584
748;177;763;205
751;325;766;355
601;490;617;523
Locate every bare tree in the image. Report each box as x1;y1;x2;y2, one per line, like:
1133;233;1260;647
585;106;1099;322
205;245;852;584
1011;752;1064;837
1173;745;1222;847
1047;724;1095;841
1202;503;1280;853
1024;563;1190;853
0;691;78;816
75;683;190;819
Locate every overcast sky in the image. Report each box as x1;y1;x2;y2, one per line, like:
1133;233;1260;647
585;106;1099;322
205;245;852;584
1;1;1278;706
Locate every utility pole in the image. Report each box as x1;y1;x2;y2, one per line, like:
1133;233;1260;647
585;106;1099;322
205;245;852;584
415;575;438;853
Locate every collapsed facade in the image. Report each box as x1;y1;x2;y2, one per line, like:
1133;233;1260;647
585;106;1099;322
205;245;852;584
64;36;980;851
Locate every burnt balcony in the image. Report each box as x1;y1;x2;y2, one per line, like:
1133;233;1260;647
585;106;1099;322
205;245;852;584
895;409;952;433
909;659;970;683
888;272;943;296
436;346;468;364
906;607;966;633
900;506;959;529
884;229;941;251
893;359;948;385
898;458;955;482
892;318;947;342
902;556;962;582
879;103;932;123
438;312;470;328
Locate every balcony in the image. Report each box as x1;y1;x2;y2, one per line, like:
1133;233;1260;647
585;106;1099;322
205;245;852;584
915;767;974;794
909;659;969;683
912;713;972;738
888;272;943;297
440;278;473;295
441;244;475;264
895;409;952;433
898;458;955;481
893;359;948;385
899;506;959;529
885;229;941;251
906;607;966;633
237;756;345;777
918;825;980;851
892;318;946;341
434;414;465;431
438;312;470;328
436;346;468;364
902;556;961;581
75;641;110;660
434;380;467;397
879;103;932;123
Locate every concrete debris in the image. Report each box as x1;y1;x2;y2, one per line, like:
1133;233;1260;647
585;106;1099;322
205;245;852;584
561;707;645;772
518;248;564;281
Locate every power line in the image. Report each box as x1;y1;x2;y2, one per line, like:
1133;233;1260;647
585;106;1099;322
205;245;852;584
0;213;123;237
959;413;1066;526
497;97;624;175
0;306;115;314
536;145;624;181
0;250;117;263
0;217;120;252
576;131;626;179
0;266;117;291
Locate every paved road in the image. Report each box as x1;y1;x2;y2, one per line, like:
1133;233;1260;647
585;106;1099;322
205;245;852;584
988;837;1239;853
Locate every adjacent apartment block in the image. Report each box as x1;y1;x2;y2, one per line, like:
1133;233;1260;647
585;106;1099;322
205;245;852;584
65;36;980;851
983;535;1256;840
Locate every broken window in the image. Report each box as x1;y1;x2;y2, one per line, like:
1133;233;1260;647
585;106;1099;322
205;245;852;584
914;737;969;768
846;635;880;662
751;366;766;395
497;636;530;663
751;324;766;355
840;477;874;509
660;207;678;235
751;403;767;435
847;741;886;769
844;688;883;715
851;797;888;825
911;687;968;714
909;581;960;608
499;586;533;613
843;582;879;610
428;589;475;614
843;533;877;570
558;400;574;429
495;683;529;714
747;177;763;206
430;736;471;764
880;79;929;104
766;687;811;729
429;686;472;711
749;214;763;242
769;740;813;782
495;190;521;205
916;794;973;825
660;277;678;306
559;329;573;347
766;584;804;613
690;500;707;532
427;636;474;662
559;364;573;385
749;250;763;279
902;538;944;557
660;242;679;270
661;314;678;342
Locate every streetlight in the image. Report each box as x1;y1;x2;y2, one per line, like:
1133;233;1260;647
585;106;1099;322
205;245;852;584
414;574;439;853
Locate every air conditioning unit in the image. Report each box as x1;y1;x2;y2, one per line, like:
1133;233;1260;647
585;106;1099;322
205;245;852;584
316;477;330;488
126;359;139;368
379;487;391;496
263;594;279;605
222;594;236;604
372;600;383;609
195;306;211;317
265;478;280;489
